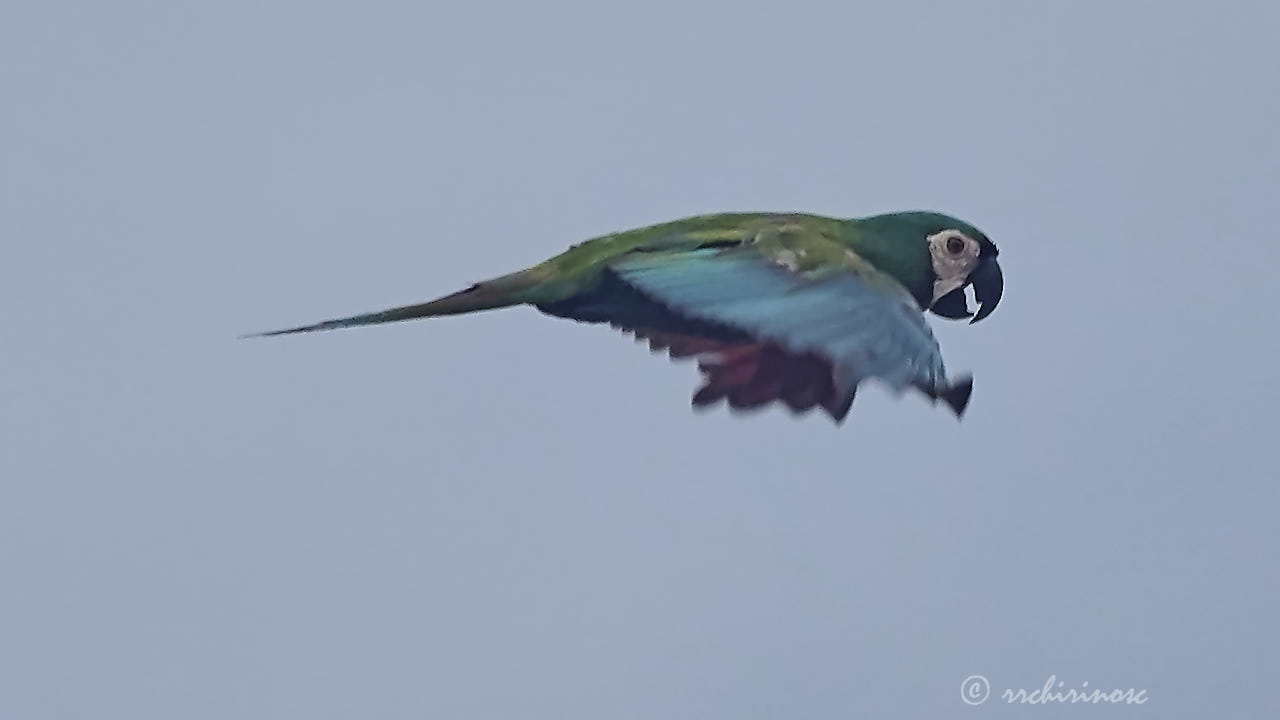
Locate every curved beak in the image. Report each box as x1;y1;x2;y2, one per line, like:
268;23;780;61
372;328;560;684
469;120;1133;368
931;286;973;319
969;255;1003;324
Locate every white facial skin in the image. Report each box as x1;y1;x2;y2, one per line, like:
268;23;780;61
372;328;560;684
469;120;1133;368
927;229;982;305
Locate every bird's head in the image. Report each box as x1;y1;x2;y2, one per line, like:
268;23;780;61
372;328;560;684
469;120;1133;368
915;217;1003;324
856;211;1003;323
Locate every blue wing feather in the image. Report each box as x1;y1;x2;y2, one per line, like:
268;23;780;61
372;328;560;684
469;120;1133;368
612;248;953;403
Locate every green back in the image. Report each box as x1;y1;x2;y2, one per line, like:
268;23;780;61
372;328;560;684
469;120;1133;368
531;210;980;310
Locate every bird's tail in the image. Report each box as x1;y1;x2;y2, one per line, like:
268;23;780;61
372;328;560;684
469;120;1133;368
243;270;543;338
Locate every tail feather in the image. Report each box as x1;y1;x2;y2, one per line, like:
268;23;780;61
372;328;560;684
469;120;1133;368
243;271;538;338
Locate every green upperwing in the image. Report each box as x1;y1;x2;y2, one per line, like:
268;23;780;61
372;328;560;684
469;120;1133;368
249;212;1000;422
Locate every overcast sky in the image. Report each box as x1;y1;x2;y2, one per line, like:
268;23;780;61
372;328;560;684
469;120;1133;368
3;1;1277;718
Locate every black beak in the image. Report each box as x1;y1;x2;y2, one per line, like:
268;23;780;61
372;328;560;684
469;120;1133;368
931;286;973;319
969;254;1003;324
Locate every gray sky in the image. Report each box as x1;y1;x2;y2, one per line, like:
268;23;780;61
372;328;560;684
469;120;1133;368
3;1;1277;718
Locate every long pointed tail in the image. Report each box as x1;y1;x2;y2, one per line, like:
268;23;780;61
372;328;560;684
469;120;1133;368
243;270;541;338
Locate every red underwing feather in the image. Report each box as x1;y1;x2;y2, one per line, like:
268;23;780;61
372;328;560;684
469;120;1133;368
623;326;856;423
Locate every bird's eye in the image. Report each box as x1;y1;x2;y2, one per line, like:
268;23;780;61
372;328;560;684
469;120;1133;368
946;236;966;254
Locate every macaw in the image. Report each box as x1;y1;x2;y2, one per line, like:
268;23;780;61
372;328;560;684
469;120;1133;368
250;211;1003;422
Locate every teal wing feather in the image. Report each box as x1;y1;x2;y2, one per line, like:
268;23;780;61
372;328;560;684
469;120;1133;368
609;243;971;417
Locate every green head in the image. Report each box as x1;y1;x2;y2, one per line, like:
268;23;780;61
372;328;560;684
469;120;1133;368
856;211;1003;323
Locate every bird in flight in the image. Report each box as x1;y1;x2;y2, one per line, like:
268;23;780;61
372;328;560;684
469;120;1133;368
249;211;1003;422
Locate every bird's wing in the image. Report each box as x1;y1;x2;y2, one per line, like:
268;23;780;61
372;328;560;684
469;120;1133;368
598;221;971;420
